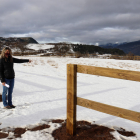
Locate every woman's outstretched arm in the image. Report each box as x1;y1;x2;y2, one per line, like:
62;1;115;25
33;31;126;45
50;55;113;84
13;57;31;63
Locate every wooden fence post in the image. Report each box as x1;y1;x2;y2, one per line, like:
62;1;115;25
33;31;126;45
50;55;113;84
66;64;77;135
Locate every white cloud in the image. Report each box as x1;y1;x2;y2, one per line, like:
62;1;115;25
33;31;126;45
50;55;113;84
95;43;99;46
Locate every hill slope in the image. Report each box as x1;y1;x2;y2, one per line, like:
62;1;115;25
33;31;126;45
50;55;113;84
0;37;38;49
117;40;140;55
100;40;140;55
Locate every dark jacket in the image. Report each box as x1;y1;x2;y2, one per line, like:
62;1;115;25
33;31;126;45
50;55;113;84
0;57;29;82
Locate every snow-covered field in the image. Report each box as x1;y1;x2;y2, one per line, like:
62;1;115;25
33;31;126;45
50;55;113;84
27;44;54;50
0;56;140;140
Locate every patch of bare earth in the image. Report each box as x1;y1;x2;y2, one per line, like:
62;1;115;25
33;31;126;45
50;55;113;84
52;119;65;123
27;124;50;131
52;120;136;140
117;128;136;137
12;128;26;138
0;119;136;139
0;124;50;139
52;121;115;140
0;132;8;139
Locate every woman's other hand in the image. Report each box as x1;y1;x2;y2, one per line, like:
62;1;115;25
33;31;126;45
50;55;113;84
2;82;5;86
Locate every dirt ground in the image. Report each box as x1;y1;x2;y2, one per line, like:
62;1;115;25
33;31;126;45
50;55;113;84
0;119;136;139
52;120;136;140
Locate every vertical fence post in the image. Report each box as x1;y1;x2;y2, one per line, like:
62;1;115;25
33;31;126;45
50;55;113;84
66;64;77;135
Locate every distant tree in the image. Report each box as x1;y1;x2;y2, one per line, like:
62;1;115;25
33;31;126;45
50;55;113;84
60;46;70;54
73;44;125;55
127;52;134;56
53;44;70;55
53;45;59;52
17;42;28;55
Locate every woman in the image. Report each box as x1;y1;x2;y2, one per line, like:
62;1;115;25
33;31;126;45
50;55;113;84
0;47;31;109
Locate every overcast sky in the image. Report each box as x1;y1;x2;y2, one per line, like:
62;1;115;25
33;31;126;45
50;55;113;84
0;0;140;45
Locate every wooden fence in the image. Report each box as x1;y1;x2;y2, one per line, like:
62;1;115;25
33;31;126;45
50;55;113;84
66;64;140;135
110;55;140;60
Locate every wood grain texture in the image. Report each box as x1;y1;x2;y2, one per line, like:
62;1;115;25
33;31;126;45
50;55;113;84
77;65;140;82
66;64;77;135
77;97;140;123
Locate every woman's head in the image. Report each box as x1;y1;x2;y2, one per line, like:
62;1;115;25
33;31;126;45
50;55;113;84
1;47;13;61
1;47;12;58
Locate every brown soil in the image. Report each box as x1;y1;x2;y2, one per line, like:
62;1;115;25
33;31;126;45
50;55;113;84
52;119;65;123
52;121;115;140
28;124;50;131
52;120;136;140
0;132;8;139
117;128;136;137
13;128;26;138
0;124;50;139
0;120;136;139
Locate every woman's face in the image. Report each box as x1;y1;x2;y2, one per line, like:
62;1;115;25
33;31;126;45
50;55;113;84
5;49;10;57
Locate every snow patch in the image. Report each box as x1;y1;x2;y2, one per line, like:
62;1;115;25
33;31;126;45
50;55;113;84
27;44;54;50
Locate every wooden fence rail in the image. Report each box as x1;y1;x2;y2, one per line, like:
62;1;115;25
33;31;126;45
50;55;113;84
67;64;140;135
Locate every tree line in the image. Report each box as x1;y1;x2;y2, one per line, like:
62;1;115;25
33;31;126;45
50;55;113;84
73;44;125;55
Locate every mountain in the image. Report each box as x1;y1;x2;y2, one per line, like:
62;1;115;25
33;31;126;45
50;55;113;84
117;40;140;55
18;37;38;44
0;37;125;55
100;42;127;48
0;37;38;49
0;37;38;44
100;40;140;55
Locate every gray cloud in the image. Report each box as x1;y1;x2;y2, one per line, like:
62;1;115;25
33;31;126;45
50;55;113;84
0;0;140;44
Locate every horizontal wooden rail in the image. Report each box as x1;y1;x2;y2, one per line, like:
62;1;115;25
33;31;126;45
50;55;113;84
67;64;140;136
77;65;140;82
77;97;140;123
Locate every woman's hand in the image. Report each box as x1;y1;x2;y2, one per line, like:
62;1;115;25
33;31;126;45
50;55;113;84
2;82;5;86
29;60;32;63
